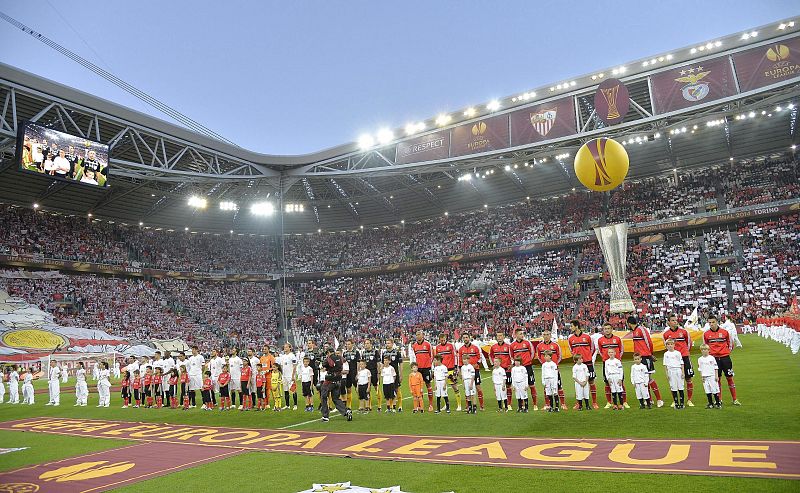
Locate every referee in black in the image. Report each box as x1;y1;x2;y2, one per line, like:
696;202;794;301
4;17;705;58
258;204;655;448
320;345;353;422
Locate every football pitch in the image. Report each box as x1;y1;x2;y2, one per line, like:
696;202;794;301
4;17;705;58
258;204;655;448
1;335;798;493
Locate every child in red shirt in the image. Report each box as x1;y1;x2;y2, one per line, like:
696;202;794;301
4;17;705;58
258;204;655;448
201;371;213;410
240;360;252;411
218;364;231;410
180;370;190;410
143;367;153;408
131;370;141;408
168;369;179;409
255;364;266;411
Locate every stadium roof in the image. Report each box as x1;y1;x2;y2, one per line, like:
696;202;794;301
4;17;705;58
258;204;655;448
0;17;798;234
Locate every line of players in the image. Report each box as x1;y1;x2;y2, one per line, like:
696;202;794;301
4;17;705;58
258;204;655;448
20;135;107;185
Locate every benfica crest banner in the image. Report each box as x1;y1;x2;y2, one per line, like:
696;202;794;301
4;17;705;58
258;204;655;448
650;55;738;114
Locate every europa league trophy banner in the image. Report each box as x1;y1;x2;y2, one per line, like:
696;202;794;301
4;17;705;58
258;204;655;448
594;223;635;313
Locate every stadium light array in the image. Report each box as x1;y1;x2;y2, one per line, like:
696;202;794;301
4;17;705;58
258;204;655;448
250;202;275;216
219;201;238;211
358;134;375;150
778;21;795;30
435;114;452;126
458;173;472;181
404;122;425;136
285;203;305;213
486;100;501;111
463;107;477;117
740;31;758;40
376;128;394;144
188;196;207;208
138;221;143;226
32;203;39;209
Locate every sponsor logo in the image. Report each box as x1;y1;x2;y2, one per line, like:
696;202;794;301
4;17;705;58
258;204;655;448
675;67;711;102
465;121;491;151
530;109;557;136
400;138;446;157
763;44;800;81
0;484;39;493
600;84;622;120
471;122;487;136
0;329;68;350
38;461;136;483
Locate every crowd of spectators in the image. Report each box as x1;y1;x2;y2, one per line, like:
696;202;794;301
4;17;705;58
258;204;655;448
703;230;736;258
1;157;797;274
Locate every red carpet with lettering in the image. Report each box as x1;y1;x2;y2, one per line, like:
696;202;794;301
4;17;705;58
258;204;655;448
1;418;798;480
0;441;242;492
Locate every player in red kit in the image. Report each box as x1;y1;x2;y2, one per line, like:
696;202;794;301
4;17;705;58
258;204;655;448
435;334;462;411
489;332;513;406
535;327;566;410
458;333;486;410
662;313;695;407
597;322;629;408
411;330;435;411
703;314;741;405
510;329;538;410
628;316;664;408
568;320;599;409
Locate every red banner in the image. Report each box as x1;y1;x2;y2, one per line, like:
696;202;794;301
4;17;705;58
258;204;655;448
450;114;509;157
732;36;800;92
395;131;450;164
650;56;738;114
509;97;576;147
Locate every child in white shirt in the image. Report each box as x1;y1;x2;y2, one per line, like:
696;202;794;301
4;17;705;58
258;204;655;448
572;355;590;411
491;357;508;412
460;356;477;414
356;361;371;412
663;339;685;409
0;370;5;403
630;353;652;409
22;369;34;405
541;352;560;413
300;358;314;412
381;356;397;413
9;367;19;404
697;344;721;409
433;356;450;413
510;358;529;412
604;349;624;410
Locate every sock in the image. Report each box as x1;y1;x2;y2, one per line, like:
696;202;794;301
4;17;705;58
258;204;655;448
529;385;538;407
437;396;442;411
714;393;721;405
590;382;598;406
506;387;513;407
678;389;685;405
639;398;645;406
293;393;298;406
396;388;403;408
549;395;556;408
725;376;737;400
524;398;529;409
584;398;590;409
558;388;566;407
444;397;450;410
518;398;523;410
454;389;462;409
183;395;189;409
604;385;612;403
649;381;662;401
284;391;290;407
687;379;694;401
672;390;678;404
377;386;382;409
427;388;433;408
707;393;713;405
477;387;484;409
498;399;503;410
346;392;352;409
156;396;162;408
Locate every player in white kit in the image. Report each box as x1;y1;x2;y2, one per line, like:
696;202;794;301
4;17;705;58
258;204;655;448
22;368;35;405
228;349;243;408
47;360;61;406
491;357;508;412
630;353;652;409
604;349;624;410
663;339;685;409
75;362;89;406
277;344;298;410
97;362;111;407
510;358;529;412
9;366;20;404
697;344;722;409
571;354;590;410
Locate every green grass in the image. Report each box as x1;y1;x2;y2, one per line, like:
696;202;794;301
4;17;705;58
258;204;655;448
1;335;798;492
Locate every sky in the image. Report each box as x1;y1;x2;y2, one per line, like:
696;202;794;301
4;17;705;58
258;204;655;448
0;1;797;155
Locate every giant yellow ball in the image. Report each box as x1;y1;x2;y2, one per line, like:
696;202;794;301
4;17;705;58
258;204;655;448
573;137;629;192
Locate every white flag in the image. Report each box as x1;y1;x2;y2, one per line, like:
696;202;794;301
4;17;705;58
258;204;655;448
552;318;560;340
333;335;340;351
687;305;699;328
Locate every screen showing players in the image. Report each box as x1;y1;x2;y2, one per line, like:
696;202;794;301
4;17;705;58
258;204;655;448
17;122;110;187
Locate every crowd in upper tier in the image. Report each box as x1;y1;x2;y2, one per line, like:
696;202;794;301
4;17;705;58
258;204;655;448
0;157;796;273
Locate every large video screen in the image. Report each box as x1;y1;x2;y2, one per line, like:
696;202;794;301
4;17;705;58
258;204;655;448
17;122;110;187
